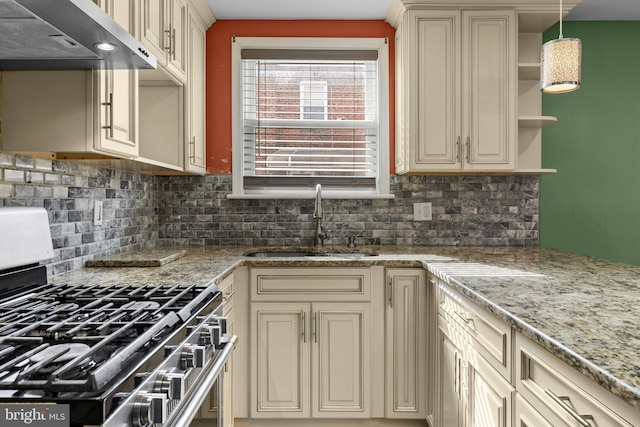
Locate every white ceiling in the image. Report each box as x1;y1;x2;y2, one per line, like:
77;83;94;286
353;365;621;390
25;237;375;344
204;0;640;21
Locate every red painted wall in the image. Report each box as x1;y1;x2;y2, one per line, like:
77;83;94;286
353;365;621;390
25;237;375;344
205;20;396;174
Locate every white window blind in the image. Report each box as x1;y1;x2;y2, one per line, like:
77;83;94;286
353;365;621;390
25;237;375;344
241;49;379;190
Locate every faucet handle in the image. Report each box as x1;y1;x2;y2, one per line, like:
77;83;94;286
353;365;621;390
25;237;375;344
347;234;360;248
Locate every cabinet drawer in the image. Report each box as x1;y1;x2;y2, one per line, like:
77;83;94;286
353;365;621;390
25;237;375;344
250;268;371;302
516;334;637;427
218;275;234;316
438;282;511;381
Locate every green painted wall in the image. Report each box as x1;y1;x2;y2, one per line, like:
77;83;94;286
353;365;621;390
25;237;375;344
541;21;640;266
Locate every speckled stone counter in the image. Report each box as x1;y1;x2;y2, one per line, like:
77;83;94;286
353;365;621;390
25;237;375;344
51;245;640;412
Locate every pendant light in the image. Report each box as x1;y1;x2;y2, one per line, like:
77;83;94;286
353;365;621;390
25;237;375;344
540;0;582;93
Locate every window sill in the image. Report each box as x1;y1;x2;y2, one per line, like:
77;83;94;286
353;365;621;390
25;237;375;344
227;191;395;200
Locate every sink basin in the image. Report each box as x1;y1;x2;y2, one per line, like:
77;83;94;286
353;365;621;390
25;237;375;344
244;248;378;258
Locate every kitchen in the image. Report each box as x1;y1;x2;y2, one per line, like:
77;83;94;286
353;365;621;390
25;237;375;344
0;0;639;426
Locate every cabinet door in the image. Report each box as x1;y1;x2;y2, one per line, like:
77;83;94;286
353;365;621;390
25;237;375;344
461;10;515;170
412;10;461;170
166;0;187;79
385;269;427;418
468;355;513;427
185;6;207;173
95;0;138;157
312;303;370;418
139;0;166;63
437;322;465;427
250;303;310;418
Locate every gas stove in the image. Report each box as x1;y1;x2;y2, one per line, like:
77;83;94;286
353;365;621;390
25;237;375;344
0;207;236;427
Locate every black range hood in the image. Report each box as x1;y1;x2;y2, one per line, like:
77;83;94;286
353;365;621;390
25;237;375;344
0;0;157;70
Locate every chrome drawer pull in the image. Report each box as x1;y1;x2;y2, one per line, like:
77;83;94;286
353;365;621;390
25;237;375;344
454;310;475;327
545;389;594;427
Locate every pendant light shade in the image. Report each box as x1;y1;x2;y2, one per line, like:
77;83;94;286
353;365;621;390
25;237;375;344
541;38;582;93
540;0;582;93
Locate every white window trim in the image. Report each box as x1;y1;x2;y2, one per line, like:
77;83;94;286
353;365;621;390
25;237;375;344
229;37;392;200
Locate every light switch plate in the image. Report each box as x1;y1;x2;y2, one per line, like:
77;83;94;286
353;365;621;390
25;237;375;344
93;200;103;226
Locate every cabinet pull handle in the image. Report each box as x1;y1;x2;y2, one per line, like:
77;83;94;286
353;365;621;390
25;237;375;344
301;312;306;343
388;278;393;308
172;27;177;60
454;310;474;327
465;137;470;163
223;290;235;303
544;389;594;427
101;93;114;139
165;23;173;54
189;137;196;162
456;136;461;162
312;312;317;343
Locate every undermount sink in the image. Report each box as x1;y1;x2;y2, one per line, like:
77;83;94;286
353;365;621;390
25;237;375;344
244;248;378;258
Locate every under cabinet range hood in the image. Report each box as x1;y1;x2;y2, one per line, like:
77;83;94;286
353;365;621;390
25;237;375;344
0;0;157;70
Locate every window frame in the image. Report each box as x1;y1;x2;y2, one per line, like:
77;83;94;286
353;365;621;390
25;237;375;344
230;37;391;200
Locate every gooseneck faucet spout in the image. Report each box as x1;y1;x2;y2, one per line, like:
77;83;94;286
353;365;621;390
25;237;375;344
314;184;329;246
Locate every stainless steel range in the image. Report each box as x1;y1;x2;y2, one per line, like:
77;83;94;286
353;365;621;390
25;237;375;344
0;207;237;427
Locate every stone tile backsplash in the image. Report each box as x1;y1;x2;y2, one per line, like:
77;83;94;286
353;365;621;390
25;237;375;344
0;153;159;275
0;152;539;275
158;174;539;247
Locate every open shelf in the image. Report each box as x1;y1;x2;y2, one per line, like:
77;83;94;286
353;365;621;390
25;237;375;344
518;63;540;80
518;116;557;128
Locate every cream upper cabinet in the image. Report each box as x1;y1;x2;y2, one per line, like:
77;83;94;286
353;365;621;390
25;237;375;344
395;9;516;173
185;4;208;173
385;269;427;419
139;0;188;82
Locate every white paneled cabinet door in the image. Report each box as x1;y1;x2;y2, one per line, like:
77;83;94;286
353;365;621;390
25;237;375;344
95;0;138;157
462;10;516;170
185;6;207;173
251;303;310;418
413;11;461;170
437;324;465;427
139;0;165;62
385;269;427;419
312;303;371;418
166;0;188;79
468;356;513;427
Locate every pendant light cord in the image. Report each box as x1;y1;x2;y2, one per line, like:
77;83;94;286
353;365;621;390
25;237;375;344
559;0;564;39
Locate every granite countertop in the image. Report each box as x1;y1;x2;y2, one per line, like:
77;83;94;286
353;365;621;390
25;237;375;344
51;245;640;411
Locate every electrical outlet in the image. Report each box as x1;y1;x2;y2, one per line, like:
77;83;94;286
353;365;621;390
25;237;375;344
93;200;103;226
413;202;432;221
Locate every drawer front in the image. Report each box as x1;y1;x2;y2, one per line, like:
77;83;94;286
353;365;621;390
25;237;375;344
218;275;235;316
438;282;511;380
251;268;371;302
516;335;637;427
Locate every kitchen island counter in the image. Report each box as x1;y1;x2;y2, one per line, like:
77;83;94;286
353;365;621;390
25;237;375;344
51;245;640;412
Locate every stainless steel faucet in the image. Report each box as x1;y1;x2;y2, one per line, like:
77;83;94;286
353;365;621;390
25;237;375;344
314;184;330;247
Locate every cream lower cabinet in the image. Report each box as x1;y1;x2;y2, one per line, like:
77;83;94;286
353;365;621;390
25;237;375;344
385;269;427;419
250;302;371;419
435;277;514;427
516;333;638;427
394;9;515;173
249;267;372;419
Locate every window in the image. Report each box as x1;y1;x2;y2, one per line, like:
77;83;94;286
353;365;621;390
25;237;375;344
230;38;390;199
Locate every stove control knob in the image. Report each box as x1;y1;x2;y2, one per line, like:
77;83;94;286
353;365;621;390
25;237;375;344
154;371;185;400
199;326;214;346
180;344;206;369
132;391;166;427
211;315;228;334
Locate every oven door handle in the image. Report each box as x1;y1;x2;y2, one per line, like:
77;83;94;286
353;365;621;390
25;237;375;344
169;334;238;427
